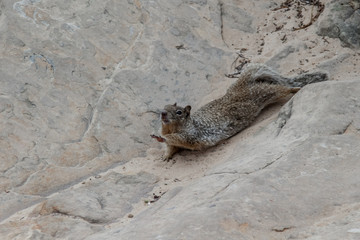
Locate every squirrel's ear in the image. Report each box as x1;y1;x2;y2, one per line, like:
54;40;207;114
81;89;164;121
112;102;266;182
185;105;191;117
173;102;177;106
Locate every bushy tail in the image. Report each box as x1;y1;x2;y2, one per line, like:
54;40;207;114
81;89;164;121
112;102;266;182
287;72;329;87
242;64;329;88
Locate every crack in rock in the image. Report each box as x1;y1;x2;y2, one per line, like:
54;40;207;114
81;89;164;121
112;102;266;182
211;178;238;199
79;104;95;142
272;226;294;232
206;171;239;176
80;24;146;141
208;155;283;178
243;160;276;175
51;207;103;224
207;155;282;198
336;120;354;135
218;0;229;48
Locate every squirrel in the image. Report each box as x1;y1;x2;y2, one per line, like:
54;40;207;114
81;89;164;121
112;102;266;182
151;64;328;161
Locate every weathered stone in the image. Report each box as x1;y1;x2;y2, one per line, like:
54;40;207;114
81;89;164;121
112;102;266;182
0;192;44;222
0;171;157;239
222;3;255;33
317;0;360;48
0;215;103;240
85;80;360;240
0;0;359;239
0;0;232;220
32;171;158;224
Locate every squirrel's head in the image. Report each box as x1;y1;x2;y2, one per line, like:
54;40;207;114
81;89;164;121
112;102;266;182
161;103;191;125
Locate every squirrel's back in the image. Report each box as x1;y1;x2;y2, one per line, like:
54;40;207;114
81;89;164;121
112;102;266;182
192;64;327;142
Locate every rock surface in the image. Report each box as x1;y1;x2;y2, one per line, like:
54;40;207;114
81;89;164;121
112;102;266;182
86;81;360;240
317;0;360;48
0;0;359;239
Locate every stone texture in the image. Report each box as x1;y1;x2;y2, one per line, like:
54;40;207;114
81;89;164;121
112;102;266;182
86;80;360;240
0;215;103;240
317;0;360;48
0;0;232;221
0;0;360;239
222;3;255;33
33;171;158;224
0;171;157;239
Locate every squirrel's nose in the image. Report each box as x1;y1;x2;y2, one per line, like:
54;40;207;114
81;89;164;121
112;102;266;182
161;112;167;117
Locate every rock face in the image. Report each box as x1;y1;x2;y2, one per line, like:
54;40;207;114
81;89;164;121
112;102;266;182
0;0;230;222
0;0;360;239
317;0;360;48
86;81;360;240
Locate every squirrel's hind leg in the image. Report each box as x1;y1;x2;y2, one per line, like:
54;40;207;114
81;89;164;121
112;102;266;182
255;84;298;108
241;64;290;86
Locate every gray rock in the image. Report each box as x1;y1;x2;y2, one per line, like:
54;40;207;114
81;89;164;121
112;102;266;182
317;0;360;48
0;171;157;239
86;80;360;240
0;0;359;239
222;3;255;33
0;192;44;222
0;0;231;219
266;45;297;70
0;215;103;240
317;53;351;75
33;171;158;224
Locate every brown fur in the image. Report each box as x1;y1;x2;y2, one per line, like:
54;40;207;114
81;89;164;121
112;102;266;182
152;64;328;160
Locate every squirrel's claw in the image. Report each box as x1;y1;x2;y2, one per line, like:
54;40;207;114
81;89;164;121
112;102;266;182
151;134;166;142
162;156;171;162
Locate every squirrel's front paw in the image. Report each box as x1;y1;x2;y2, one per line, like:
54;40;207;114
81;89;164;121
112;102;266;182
150;134;166;142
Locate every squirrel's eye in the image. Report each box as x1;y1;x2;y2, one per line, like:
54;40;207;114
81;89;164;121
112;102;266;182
176;110;182;115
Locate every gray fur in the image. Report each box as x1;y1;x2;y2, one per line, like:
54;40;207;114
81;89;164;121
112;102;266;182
153;64;328;160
